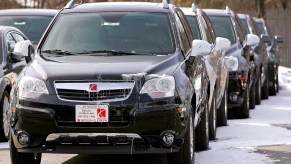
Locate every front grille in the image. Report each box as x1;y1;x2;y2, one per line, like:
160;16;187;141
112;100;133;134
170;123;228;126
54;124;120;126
54;80;135;102
56;88;131;101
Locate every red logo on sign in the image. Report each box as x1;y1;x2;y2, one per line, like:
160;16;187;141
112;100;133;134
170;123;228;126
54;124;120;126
97;108;106;118
89;84;97;92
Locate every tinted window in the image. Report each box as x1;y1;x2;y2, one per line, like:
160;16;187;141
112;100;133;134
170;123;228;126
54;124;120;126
201;13;215;44
240;19;250;34
175;13;191;53
42;12;175;55
7;33;16;55
209;16;236;44
0;16;53;44
186;16;202;40
256;22;265;35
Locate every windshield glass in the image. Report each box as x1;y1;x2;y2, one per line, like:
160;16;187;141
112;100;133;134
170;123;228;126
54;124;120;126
256;22;265;35
240;19;250;34
185;16;202;40
0;16;53;45
209;16;236;44
42;12;176;55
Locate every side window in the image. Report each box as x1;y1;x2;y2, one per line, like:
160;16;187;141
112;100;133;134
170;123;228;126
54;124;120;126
12;33;26;42
174;13;191;54
201;12;215;44
7;33;16;54
233;15;245;44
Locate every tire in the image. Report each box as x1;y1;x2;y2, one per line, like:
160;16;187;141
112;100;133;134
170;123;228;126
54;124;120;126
0;91;10;142
269;73;277;96
10;135;42;164
234;84;249;119
195;103;209;151
217;90;227;126
276;73;279;93
249;82;256;109
261;74;269;99
167;110;195;164
208;96;216;140
255;76;261;105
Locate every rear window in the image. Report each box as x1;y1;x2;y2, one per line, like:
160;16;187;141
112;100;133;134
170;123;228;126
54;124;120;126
0;16;53;45
209;16;236;44
42;12;176;55
185;16;202;40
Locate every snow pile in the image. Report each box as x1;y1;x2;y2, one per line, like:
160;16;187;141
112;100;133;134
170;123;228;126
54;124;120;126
279;66;291;90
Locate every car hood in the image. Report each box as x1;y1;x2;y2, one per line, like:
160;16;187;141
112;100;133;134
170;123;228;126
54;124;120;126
29;54;181;81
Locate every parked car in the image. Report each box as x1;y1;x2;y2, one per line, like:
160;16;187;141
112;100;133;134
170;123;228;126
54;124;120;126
254;18;284;95
0;9;58;46
0;26;30;142
204;7;260;118
182;5;230;145
238;14;271;107
9;1;211;164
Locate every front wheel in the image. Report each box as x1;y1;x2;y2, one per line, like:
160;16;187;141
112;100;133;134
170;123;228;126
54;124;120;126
167;110;195;164
255;76;261;105
234;83;249;119
249;82;256;109
10;135;42;164
217;90;228;126
0;91;11;142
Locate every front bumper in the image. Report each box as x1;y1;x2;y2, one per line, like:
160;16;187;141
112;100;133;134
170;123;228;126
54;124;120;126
11;95;187;154
227;71;247;108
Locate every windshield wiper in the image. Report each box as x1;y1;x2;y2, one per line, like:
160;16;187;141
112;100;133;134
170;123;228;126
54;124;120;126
76;50;153;56
41;49;76;56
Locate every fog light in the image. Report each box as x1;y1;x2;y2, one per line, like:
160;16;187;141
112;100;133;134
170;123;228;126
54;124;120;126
161;131;175;146
229;92;239;102
18;132;30;147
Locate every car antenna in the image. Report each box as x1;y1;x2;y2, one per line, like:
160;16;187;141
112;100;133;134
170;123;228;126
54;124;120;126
192;3;197;13
226;6;231;15
65;0;76;9
162;0;170;9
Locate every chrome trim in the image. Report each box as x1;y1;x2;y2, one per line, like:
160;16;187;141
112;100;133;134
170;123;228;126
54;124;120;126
54;80;135;102
46;133;142;142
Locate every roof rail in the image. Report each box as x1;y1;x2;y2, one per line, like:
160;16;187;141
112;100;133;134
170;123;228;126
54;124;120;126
191;3;197;13
226;6;231;14
162;0;169;9
65;0;75;9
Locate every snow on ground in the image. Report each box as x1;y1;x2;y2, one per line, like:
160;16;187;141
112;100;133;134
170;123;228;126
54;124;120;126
195;66;291;164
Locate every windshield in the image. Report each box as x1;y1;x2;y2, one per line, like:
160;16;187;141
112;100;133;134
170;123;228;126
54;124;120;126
240;19;250;34
209;16;236;44
256;22;265;35
185;16;202;40
41;12;176;55
0;16;53;45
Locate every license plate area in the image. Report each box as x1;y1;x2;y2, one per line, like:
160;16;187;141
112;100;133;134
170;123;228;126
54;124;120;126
75;105;109;122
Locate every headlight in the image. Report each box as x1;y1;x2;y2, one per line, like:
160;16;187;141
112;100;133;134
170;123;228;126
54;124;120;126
140;76;175;98
225;56;239;71
18;76;48;99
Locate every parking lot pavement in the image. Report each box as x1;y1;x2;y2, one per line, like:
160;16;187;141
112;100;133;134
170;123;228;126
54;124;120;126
0;142;8;149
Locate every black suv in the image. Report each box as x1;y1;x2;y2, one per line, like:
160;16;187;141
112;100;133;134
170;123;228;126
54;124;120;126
254;18;283;96
9;1;211;164
238;14;271;105
204;8;260;118
0;26;29;142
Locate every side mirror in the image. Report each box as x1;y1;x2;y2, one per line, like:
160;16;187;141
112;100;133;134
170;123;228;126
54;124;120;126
12;40;33;62
191;40;211;57
274;35;283;44
260;34;271;45
214;37;231;51
245;34;260;47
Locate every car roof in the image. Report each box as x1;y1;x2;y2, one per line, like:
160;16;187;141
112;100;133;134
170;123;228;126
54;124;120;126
180;7;197;16
203;9;230;16
0;9;58;16
61;2;171;13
